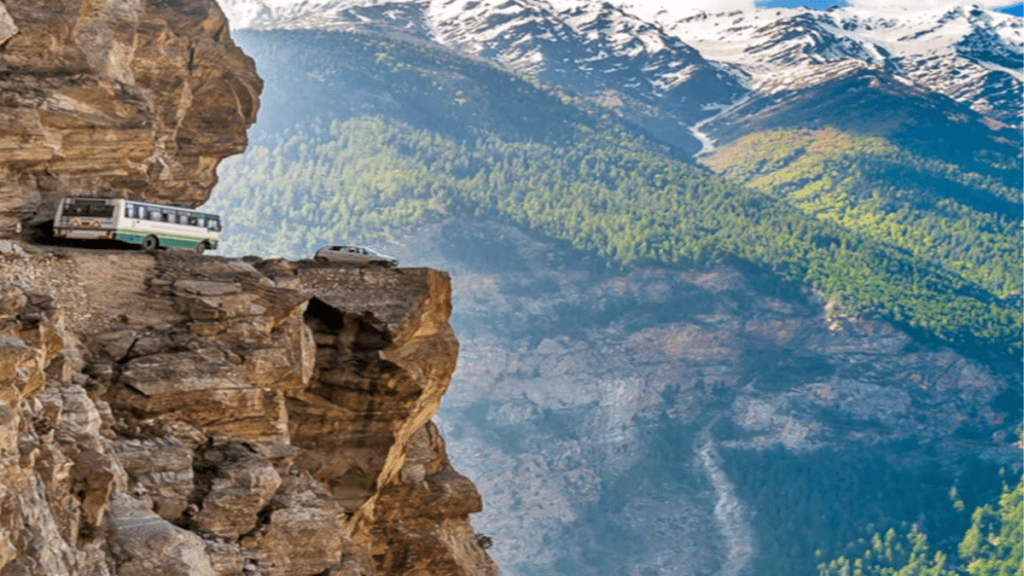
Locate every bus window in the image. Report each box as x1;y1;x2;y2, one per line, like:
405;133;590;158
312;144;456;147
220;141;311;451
188;215;198;226
125;203;134;218
206;216;221;231
63;200;114;218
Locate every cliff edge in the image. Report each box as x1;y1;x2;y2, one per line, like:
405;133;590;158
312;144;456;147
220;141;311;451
0;247;498;576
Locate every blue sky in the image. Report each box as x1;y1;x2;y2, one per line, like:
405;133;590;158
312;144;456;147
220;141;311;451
756;0;1023;13
623;0;1024;15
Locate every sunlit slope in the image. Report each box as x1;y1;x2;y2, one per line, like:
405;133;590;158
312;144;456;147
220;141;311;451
701;127;1022;298
211;29;1022;359
699;68;1022;303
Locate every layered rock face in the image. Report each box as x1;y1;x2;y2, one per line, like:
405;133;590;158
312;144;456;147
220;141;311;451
0;0;261;235
0;247;497;576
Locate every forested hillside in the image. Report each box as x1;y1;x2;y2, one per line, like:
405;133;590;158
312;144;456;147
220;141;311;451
207;27;1023;576
212;29;1022;362
817;474;1023;576
702;127;1022;299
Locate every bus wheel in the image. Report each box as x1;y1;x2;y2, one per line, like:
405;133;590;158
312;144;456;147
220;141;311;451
142;235;159;252
195;241;209;255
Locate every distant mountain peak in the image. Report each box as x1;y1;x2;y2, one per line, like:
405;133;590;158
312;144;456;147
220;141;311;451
663;4;1022;125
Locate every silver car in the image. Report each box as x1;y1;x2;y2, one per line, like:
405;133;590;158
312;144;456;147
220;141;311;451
313;245;399;267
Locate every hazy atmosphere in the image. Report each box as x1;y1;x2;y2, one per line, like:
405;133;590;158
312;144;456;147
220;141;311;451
211;0;1024;574
0;0;1019;575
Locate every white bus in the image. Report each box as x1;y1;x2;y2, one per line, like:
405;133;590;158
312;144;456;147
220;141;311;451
53;196;222;254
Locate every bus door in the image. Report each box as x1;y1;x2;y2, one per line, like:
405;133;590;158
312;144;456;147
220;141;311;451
124;203;140;229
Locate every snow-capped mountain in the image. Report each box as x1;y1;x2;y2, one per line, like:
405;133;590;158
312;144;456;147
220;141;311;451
664;5;1022;126
222;0;751;153
429;0;751;152
219;0;1022;145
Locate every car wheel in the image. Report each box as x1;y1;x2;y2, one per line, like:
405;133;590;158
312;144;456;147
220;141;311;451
195;241;208;255
142;235;159;252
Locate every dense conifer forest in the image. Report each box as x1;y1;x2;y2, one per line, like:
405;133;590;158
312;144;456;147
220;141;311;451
702;128;1022;299
817;475;1022;576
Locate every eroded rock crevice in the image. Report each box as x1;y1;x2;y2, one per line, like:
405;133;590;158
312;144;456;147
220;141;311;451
294;297;403;511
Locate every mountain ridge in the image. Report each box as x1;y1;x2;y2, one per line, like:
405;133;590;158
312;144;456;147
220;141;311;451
219;0;1023;137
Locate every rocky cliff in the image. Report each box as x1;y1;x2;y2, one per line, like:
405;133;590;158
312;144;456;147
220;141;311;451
0;246;497;576
0;1;496;573
0;0;261;235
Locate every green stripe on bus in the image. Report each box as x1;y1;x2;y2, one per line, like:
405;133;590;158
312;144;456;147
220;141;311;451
114;230;217;249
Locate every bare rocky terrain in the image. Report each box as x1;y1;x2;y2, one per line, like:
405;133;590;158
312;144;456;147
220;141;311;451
391;219;1022;576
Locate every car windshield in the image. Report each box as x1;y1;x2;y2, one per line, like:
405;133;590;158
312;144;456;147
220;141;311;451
322;245;390;259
